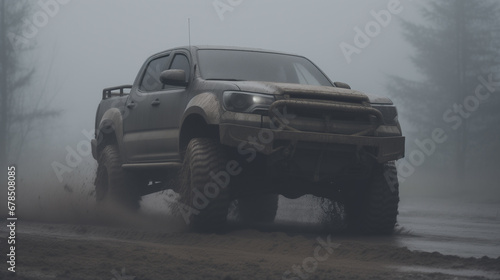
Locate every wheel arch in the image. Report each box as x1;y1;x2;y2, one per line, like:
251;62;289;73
179;113;220;156
179;93;222;155
95;108;125;160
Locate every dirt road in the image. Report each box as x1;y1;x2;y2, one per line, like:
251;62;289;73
2;198;500;280
2;223;499;280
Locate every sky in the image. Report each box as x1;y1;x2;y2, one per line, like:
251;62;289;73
11;0;428;196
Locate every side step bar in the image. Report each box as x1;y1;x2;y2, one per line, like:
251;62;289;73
122;162;182;169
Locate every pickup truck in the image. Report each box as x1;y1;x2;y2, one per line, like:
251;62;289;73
91;46;405;234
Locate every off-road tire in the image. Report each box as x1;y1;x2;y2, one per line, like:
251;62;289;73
95;145;142;210
237;194;279;223
345;162;399;235
178;138;232;232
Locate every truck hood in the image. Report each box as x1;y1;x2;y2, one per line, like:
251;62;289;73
231;81;393;105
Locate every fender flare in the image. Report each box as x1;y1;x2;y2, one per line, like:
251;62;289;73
95;108;125;158
178;92;222;152
181;92;221;125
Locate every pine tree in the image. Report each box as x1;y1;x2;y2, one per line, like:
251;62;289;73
388;0;500;182
0;0;60;170
0;0;33;169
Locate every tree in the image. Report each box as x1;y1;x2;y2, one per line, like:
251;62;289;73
388;0;500;182
0;0;60;171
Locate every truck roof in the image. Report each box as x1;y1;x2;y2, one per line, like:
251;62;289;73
161;45;300;57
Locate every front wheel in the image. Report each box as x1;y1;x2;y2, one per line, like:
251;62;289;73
345;162;399;234
178;138;232;232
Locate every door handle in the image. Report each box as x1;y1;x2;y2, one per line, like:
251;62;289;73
126;101;136;109
151;99;161;106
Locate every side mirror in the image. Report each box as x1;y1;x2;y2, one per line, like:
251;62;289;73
334;82;351;89
160;69;188;87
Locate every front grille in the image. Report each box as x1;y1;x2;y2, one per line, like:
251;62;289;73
269;91;382;135
285;91;369;104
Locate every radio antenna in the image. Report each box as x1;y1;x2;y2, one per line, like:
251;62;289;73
188;18;191;48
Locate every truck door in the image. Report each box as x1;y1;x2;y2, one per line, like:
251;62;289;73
123;51;190;163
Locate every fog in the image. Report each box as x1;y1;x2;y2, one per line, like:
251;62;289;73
2;0;499;220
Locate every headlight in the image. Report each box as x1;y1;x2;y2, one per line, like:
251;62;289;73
371;104;398;125
223;91;275;113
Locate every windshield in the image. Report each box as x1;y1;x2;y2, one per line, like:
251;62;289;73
197;49;333;86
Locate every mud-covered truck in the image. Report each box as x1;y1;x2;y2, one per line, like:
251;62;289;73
91;46;405;234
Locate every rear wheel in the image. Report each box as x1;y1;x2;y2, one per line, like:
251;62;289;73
345;162;399;234
237;194;279;223
95;145;142;210
178;138;232;232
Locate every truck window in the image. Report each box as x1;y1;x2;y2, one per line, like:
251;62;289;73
139;55;170;92
293;63;322;86
169;54;190;83
197;49;333;86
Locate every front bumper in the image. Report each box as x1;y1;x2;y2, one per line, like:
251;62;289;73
220;123;405;163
